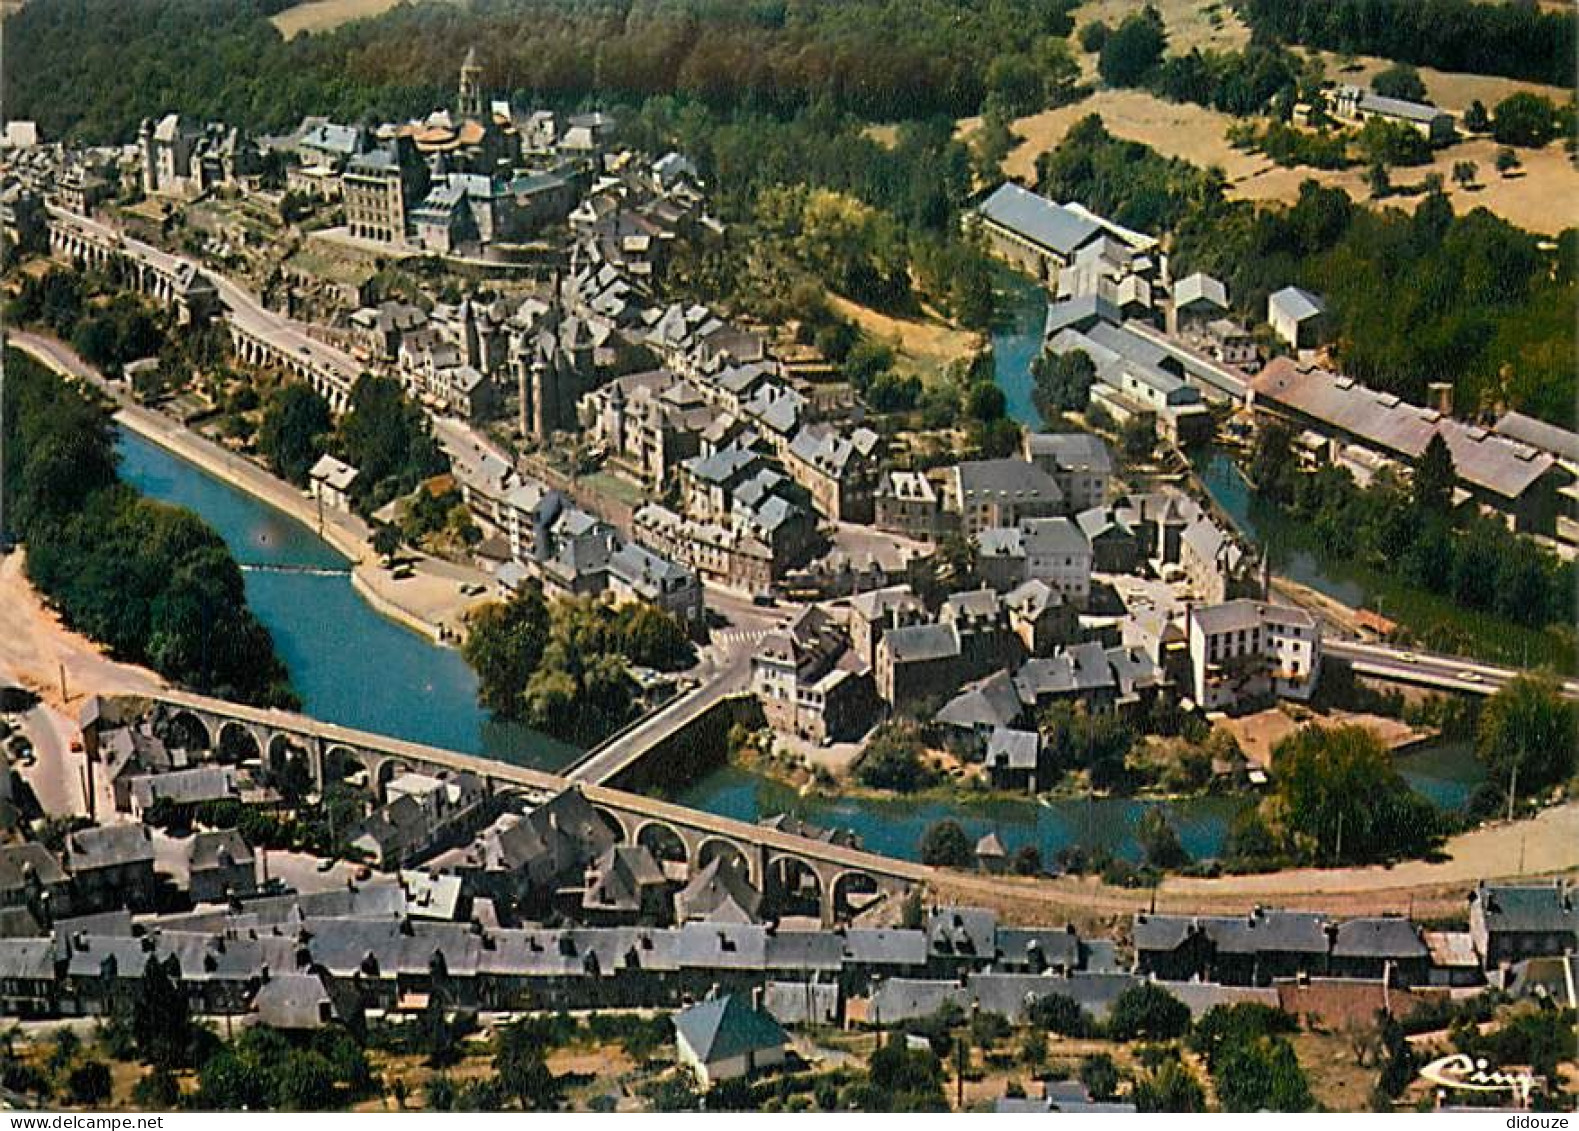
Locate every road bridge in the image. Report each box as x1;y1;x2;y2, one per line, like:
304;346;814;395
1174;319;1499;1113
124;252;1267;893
1325;639;1579;699
99;688;921;925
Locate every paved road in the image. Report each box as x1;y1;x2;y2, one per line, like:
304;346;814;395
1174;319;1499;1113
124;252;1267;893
1325;638;1579;699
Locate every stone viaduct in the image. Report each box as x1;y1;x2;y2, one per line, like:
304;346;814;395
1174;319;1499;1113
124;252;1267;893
97;689;923;926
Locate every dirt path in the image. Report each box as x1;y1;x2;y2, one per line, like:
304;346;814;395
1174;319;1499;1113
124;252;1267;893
928;799;1579;928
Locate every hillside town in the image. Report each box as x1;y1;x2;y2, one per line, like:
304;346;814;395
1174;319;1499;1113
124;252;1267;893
0;0;1574;1116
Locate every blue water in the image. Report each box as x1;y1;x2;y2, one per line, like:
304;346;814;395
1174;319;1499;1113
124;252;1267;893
990;270;1048;430
115;428;580;772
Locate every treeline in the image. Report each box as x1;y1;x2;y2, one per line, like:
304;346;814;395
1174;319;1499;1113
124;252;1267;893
1173;179;1577;424
461;584;694;744
2;349;295;707
1036;114;1226;236
1091;7;1304;117
1253;423;1575;632
1239;0;1577;89
3;0;1080;142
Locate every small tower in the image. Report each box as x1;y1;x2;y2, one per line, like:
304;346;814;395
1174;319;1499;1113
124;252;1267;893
458;46;483;120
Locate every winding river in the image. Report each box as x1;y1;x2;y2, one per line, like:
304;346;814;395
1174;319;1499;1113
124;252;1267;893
113;279;1484;863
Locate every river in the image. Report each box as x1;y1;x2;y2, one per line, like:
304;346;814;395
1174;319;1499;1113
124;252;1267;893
116;428;581;773
115;297;1484;864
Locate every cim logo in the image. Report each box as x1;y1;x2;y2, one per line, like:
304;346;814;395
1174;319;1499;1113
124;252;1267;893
1419;1053;1541;1106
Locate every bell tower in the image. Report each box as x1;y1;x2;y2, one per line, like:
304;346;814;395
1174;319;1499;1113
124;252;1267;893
458;46;483;120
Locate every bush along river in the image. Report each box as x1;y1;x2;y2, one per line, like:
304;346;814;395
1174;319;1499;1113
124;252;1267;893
117;369;1485;864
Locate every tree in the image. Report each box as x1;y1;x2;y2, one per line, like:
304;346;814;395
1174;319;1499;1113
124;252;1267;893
337;374;446;513
1492;92;1558;147
258;384;332;486
854;1033;948;1111
1137;806;1190;869
1108;983;1191;1042
1476;673;1577;800
1250;419;1298;503
1371;64;1426;103
461;587;551;716
1463;99;1490;133
1214;1035;1314;1111
1367;161;1391;199
1413;432;1456;513
1079;1053;1120;1100
371;524;400;565
855;721;938;792
1495;146;1522;175
1031;349;1097;415
1119;418;1154;465
1450;160;1478;189
1028;993;1092;1037
1011;844;1042;876
131;957;193;1070
1269;725;1441;864
496;1022;563;1111
1099;9;1166;87
65;1060;112;1105
1132;1057;1206;1112
920;819;973;868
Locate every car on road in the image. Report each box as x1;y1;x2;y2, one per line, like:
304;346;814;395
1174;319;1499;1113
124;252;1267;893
1459;670;1482;683
751;593;776;607
316;857;337;873
1399;652;1418;663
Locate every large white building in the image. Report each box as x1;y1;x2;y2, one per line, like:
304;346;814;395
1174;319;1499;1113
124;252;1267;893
1187;600;1320;711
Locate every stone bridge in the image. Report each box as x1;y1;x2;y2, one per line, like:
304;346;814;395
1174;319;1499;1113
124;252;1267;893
101;689;923;925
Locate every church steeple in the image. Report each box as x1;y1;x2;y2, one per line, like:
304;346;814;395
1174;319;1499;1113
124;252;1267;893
458;46;483;120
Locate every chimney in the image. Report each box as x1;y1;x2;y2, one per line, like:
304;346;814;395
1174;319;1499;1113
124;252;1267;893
1427;382;1453;415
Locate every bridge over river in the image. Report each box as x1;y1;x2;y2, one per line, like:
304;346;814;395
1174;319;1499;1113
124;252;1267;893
99;688;924;926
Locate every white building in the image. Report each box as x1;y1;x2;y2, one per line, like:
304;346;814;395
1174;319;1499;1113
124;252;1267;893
673;994;788;1088
308;454;359;511
1187;600;1320;711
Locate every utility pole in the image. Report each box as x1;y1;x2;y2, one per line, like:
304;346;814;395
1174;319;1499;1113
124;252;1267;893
1507;761;1519;824
1334;809;1343;865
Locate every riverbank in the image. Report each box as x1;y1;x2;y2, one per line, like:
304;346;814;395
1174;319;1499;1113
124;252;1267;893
11;332;492;645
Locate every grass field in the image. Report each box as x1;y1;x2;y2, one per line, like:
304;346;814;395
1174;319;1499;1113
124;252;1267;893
825;293;983;384
270;0;460;39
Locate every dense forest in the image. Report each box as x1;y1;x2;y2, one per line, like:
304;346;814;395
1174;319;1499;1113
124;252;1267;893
2;349;295;707
1238;0;1576;89
3;0;1080;142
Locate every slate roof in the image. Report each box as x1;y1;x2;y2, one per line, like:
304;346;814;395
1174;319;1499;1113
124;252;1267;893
935;671;1025;731
1025;431;1114;475
1475;883;1578;935
985;727;1041;771
1174;271;1228;311
1332;917;1428;960
954;459;1063;505
882;623;960;665
995;926;1080;971
66;825;154;872
677;857;762;924
1269;286;1326;323
0;844;67;893
187;829;253;872
977;183;1101;257
1493;412;1579;465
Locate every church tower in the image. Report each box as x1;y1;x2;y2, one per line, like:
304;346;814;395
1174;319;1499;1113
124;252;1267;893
458;46;483;120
